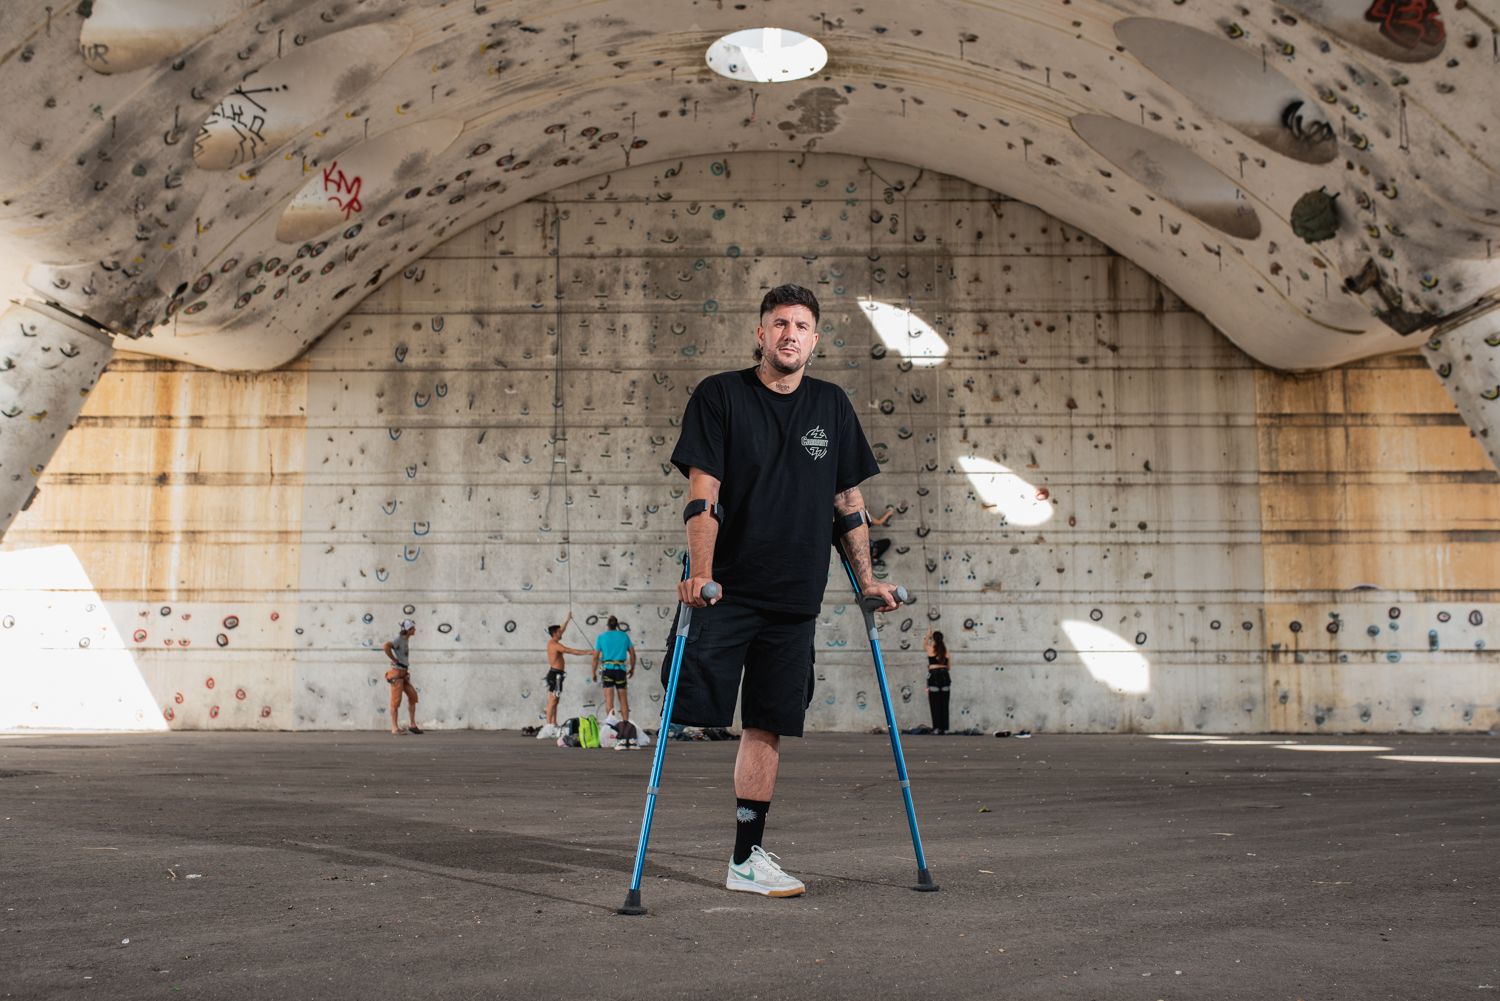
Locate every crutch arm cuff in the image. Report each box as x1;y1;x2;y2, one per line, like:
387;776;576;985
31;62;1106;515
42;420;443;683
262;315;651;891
834;509;870;536
683;499;723;524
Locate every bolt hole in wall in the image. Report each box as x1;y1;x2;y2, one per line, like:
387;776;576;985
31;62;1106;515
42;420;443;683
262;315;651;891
3;153;1496;731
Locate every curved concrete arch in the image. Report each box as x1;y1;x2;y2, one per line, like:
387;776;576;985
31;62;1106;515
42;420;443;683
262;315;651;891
115;62;1381;371
0;0;1494;415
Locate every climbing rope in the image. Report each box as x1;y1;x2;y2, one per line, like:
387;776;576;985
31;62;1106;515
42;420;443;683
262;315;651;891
546;204;580;629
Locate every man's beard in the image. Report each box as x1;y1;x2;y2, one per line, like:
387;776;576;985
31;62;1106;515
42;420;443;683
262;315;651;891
764;349;805;376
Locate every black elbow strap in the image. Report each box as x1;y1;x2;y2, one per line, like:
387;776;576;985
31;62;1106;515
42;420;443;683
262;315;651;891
835;509;870;535
683;499;723;524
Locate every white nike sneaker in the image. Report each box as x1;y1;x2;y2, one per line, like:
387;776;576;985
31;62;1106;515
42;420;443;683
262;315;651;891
725;846;806;897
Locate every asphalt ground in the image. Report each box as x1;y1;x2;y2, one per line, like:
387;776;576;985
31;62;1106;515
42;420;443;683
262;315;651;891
2;730;1497;1001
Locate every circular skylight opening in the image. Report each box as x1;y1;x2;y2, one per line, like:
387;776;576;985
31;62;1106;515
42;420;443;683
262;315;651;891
706;28;827;83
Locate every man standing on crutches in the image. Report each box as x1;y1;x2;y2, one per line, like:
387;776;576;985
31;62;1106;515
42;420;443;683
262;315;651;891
668;283;901;898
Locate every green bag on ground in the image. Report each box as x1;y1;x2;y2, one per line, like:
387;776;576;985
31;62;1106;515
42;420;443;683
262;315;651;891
577;715;601;749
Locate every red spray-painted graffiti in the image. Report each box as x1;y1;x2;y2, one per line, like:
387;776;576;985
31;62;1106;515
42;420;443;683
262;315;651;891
1364;0;1445;50
322;161;364;219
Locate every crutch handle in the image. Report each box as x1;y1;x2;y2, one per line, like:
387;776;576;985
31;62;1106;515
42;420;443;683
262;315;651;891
858;586;912;613
701;582;721;601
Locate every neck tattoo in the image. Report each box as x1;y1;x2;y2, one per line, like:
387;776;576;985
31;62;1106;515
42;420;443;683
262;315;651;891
759;358;797;393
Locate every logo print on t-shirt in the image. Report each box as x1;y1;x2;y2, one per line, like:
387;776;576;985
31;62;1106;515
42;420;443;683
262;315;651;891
801;425;829;460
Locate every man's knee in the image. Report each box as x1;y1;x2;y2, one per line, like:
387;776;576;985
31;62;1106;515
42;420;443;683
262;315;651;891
743;726;780;749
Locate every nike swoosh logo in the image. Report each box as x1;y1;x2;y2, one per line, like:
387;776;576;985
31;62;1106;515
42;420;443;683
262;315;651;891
730;865;755;881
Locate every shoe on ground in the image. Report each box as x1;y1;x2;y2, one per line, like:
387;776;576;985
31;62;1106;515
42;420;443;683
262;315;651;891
408;725;424;734
725;846;805;897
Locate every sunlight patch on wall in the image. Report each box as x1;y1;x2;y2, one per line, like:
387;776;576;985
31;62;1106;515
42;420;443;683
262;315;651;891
958;456;1053;527
1061;619;1151;694
0;546;166;731
858;298;950;367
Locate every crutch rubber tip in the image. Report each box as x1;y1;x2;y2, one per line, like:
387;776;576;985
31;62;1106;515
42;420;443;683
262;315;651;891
912;869;940;892
617;890;647;915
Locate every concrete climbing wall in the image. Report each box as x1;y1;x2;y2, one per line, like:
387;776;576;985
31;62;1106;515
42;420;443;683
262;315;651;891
0;302;115;528
1424;306;1500;472
3;153;1497;733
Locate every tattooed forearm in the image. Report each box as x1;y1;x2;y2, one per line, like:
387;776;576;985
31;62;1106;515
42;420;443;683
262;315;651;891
834;486;863;514
834;485;876;588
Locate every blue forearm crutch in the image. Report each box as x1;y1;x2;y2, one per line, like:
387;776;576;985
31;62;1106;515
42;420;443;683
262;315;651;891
838;547;939;892
619;553;718;915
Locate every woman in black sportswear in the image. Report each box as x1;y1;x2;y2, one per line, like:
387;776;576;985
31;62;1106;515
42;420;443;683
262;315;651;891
923;628;952;734
918;630;954;732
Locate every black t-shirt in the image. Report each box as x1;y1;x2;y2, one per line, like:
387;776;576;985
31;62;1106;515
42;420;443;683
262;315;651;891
671;368;880;615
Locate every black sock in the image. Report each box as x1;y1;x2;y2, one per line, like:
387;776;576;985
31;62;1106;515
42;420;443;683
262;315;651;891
732;798;771;865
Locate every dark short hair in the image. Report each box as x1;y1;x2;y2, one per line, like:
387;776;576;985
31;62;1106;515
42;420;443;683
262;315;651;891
607;615;620;630
755;284;820;360
760;284;820;325
547;624;561;638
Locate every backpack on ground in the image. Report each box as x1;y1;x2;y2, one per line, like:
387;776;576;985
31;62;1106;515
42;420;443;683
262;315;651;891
577;715;601;749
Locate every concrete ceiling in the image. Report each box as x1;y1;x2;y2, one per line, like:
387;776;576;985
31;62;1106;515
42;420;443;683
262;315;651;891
0;0;1495;377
